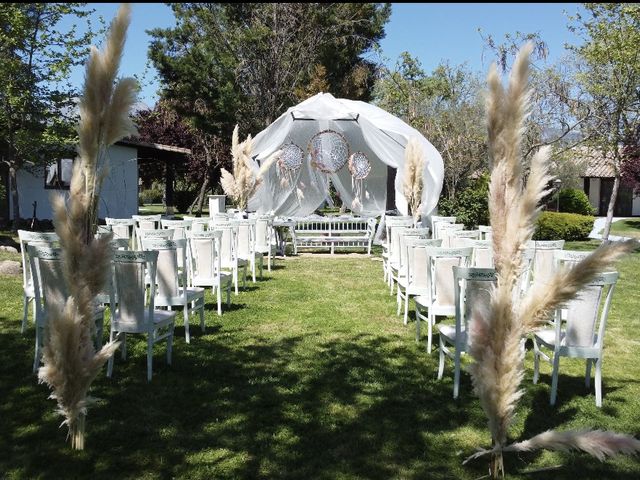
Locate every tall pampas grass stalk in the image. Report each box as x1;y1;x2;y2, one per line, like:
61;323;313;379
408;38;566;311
38;3;138;449
465;42;639;477
220;125;281;212
402;137;425;222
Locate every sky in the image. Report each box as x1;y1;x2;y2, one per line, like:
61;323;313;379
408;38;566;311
59;3;585;108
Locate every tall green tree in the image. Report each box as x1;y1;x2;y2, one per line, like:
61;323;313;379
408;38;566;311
0;3;97;223
148;3;391;137
569;3;640;239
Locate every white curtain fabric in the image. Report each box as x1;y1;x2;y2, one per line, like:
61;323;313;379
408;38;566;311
247;93;444;218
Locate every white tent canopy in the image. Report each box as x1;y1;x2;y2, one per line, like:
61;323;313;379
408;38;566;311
248;93;444;218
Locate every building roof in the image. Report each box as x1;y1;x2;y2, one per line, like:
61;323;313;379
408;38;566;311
116;139;191;155
570;146;616;178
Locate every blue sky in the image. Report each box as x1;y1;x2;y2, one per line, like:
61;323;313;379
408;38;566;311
60;3;584;108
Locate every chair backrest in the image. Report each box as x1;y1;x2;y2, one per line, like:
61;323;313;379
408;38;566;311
553;249;590;269
398;228;430;271
213;223;237;267
450;229;481;248
187;218;210;232
18;230;60;290
462;239;493;268
210;213;230;227
255;215;274;248
110;237;131;250
136;228;174;242
112;250;158;329
132;214;162;231
430;216;456;238
425;246;473;307
559;271;619;350
186;230;222;282
453;266;497;342
141;238;187;300
438;224;465;248
233;219;256;258
160;219;193;240
527;240;565;285
105;218;135;247
26;245;67;320
389;225;412;265
478;225;492;240
384;216;414;245
405;237;443;291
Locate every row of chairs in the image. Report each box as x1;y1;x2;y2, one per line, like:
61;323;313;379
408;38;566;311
381;215;620;406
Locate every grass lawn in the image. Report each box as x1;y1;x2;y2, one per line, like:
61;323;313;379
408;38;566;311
1;238;639;479
600;219;640;239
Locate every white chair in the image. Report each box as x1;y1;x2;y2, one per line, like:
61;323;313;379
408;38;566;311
386;224;415;293
183;216;210;233
106;250;176;382
438;266;497;398
160;219;193;239
105;218;135;248
17;230;59;334
463;239;494;268
212;222;248;295
210;212;230;226
526;240;565;287
478;225;492;240
27;245;105;372
532;271;619;407
382;216;414;284
391;228;430;295
430;216;456;239
438;224;465;248
132;214;162;249
414;246;473;353
186;230;232;316
234;219;263;283
255;214;277;271
450;230;481;248
396;237;442;325
141;238;205;343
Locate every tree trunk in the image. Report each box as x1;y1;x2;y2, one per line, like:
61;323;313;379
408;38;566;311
9;166;20;227
601;174;620;242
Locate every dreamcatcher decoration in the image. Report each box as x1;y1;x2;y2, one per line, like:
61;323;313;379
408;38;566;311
348;151;371;212
308;129;350;173
277;142;304;189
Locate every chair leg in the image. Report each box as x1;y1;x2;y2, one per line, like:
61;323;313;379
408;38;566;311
167;326;174;366
396;286;402;316
532;339;540;384
550;354;560;405
585;359;592;389
437;336;445;380
183;306;190;344
107;330;116;378
147;337;153;382
226;282;231;307
33;325;41;373
453;345;461;399
21;294;28;334
415;307;421;342
595;358;602;407
199;298;205;331
233;268;239;295
403;292;409;326
427;311;434;354
122;333;127;360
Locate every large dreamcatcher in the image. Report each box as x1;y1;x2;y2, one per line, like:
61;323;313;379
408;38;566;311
308;130;350;173
277;142;304;188
348;151;371;211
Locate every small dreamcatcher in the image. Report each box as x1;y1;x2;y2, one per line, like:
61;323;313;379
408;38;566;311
308;129;350;173
277;142;304;188
348;151;371;212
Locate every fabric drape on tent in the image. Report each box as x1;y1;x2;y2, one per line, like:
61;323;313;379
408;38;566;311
247;93;444;218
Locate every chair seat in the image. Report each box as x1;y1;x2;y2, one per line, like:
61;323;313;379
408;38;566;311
438;324;467;344
113;309;176;333
414;295;455;316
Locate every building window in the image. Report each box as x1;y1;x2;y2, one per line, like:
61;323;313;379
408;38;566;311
44;158;74;189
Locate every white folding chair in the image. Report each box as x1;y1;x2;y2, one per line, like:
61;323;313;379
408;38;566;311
186;230;232;316
255;214;277;272
438;266;497;398
17;230;59;334
533;271;619;407
107;250;176;382
27;245;105;372
234;219;263;282
414;246;473;353
141;238;205;343
212;222;248;295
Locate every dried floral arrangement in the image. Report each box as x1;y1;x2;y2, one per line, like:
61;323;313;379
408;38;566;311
38;3;138;449
220;125;281;212
464;42;640;477
402;137;425;221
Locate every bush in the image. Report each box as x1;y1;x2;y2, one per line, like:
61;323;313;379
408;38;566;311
174;190;196;214
437;174;489;228
139;187;163;206
533;211;594;241
559;188;595;215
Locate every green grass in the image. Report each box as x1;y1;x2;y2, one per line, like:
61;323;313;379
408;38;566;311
1;240;640;479
137;203;213;216
599;219;640;239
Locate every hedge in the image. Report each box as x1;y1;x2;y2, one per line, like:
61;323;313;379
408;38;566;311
533;211;594;241
559;188;595;216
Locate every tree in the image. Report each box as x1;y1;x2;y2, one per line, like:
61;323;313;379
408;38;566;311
148;3;391;135
568;4;640;240
0;3;97;224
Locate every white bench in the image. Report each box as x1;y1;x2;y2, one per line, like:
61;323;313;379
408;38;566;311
293;216;377;254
